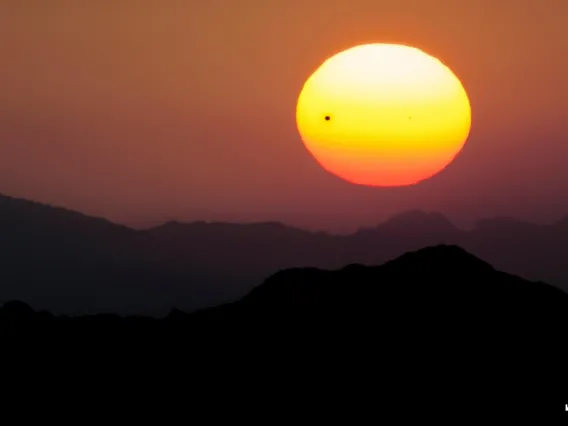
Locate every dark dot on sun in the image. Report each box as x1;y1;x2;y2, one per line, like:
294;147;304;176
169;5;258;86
325;115;331;121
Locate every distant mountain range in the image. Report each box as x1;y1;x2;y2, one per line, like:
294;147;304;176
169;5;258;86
1;193;568;315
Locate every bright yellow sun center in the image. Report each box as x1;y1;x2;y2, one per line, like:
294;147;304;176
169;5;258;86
296;43;472;186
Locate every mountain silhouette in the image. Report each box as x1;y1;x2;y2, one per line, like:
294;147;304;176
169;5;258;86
184;245;568;338
3;244;565;420
2;193;568;316
3;245;567;324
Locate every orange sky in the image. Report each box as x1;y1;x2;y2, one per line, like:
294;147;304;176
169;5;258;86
0;0;567;232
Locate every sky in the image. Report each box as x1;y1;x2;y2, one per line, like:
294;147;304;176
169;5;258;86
0;0;567;233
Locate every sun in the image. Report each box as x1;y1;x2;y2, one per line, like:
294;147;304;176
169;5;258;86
295;43;472;187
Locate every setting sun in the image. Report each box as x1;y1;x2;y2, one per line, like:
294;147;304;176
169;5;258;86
296;43;472;186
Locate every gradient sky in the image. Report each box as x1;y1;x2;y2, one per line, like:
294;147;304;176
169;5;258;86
1;0;567;232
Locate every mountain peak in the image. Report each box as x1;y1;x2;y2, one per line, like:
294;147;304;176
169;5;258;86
232;243;568;329
384;244;494;272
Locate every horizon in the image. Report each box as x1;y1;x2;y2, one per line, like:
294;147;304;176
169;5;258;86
2;191;568;236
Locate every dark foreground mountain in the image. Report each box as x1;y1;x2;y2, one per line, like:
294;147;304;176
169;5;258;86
2;192;568;316
2;245;566;420
197;244;568;328
3;245;567;330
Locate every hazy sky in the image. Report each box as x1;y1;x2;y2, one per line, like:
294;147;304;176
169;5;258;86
1;0;567;232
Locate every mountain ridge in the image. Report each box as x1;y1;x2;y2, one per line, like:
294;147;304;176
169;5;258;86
1;243;565;417
3;191;567;236
3;244;566;322
1;192;568;315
